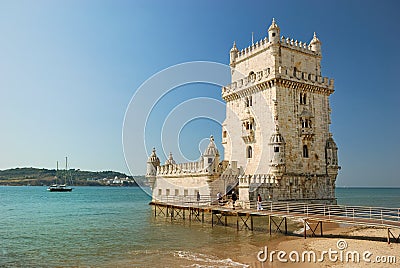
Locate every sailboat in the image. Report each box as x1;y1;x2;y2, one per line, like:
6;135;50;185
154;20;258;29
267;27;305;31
47;157;73;192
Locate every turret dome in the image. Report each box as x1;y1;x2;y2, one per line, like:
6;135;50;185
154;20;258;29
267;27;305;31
147;148;160;166
269;126;285;144
203;135;220;157
164;152;176;165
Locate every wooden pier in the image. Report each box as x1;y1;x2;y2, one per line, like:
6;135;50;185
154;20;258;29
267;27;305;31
150;196;400;244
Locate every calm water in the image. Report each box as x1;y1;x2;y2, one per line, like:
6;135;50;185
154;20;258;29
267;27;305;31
0;186;399;267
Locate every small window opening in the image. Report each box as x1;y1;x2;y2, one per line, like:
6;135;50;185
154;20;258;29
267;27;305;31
303;145;309;158
247;146;253;158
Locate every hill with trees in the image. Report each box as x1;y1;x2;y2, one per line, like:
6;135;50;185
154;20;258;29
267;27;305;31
0;167;143;186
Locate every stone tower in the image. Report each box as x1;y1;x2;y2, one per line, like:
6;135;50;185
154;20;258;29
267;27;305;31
222;19;340;203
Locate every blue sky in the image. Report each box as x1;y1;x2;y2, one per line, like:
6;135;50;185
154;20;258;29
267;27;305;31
0;0;399;186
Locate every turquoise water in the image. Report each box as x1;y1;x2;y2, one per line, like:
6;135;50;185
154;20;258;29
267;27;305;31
1;186;399;267
336;187;400;208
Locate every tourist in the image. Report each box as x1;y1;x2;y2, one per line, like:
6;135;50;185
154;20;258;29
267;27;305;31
217;192;222;204
232;191;237;209
197;192;200;202
257;194;263;210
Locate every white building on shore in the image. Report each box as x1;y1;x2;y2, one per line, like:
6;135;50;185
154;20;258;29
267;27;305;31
146;19;340;207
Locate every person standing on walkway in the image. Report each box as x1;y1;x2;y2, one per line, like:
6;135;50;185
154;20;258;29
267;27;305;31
257;194;263;210
197;191;200;202
217;192;222;204
232;191;237;209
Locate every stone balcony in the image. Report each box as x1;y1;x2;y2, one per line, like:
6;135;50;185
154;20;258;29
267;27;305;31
241;129;255;143
300;127;314;139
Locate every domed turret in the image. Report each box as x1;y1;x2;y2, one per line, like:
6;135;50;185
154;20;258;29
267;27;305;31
310;32;321;55
146;148;160;177
146;148;160;190
326;134;339;177
230;41;238;67
326;134;338;166
269;126;285;176
203;135;220;173
204;135;219;157
165;152;176;165
268;18;280;44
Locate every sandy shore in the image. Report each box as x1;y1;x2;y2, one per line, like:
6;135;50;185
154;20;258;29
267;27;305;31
236;223;400;268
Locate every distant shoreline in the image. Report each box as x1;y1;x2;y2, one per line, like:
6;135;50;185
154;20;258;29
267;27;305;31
0;167;143;187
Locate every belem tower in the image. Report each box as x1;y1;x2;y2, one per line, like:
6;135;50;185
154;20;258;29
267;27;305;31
146;19;340;206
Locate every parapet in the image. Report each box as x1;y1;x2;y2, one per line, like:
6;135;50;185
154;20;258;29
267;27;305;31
232;34;319;65
222;65;334;100
238;174;278;187
157;160;205;176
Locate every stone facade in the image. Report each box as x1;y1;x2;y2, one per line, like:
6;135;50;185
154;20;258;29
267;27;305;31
146;19;340;205
147;137;240;202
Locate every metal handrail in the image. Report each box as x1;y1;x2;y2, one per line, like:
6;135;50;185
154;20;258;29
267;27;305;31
153;197;400;228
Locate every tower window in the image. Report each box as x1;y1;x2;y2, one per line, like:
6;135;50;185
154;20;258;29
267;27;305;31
247;146;253;158
272;33;276;37
300;93;307;104
303;145;309;158
301;118;312;128
274;146;280;153
245;96;253;107
223;131;227;138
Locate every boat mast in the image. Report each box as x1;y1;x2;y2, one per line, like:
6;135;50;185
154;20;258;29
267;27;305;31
56;161;59;184
65;156;68;185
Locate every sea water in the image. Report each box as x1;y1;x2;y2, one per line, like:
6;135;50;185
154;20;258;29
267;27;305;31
0;186;399;267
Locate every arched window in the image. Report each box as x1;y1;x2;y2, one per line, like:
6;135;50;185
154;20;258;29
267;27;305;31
303;145;309;158
249;96;253;106
247;146;253;158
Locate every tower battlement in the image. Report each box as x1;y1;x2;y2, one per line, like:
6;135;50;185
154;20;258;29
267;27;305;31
234;34;319;64
222;67;334;101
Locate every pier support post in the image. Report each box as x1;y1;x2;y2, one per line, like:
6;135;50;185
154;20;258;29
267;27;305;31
269;215;272;236
284;217;287;234
320;221;323;237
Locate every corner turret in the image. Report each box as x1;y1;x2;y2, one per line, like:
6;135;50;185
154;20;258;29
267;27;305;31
203;135;220;173
269;126;285;176
146;148;160;189
230;41;238;67
325;134;339;176
310;32;321;55
268;18;280;44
